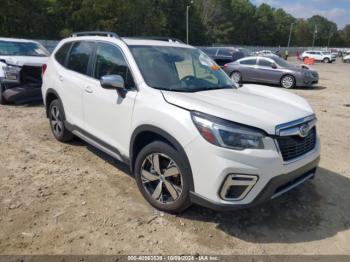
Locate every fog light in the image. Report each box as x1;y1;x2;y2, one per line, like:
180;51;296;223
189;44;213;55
220;174;258;201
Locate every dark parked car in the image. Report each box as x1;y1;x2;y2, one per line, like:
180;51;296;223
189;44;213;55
200;47;245;67
223;55;319;89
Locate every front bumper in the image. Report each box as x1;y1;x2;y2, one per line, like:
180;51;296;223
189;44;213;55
185;133;321;211
297;75;319;87
190;157;319;211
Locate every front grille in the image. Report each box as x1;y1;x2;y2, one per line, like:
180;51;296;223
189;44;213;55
312;72;318;78
276;127;316;161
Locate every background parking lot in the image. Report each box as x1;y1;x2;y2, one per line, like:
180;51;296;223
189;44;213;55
0;58;349;255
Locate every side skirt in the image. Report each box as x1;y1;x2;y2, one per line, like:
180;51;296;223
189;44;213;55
65;121;130;166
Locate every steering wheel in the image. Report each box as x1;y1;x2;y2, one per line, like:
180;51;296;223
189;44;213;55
181;75;196;82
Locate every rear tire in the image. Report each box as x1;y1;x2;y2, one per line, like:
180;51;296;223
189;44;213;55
281;75;295;89
134;141;192;213
0;84;7;105
48;99;74;142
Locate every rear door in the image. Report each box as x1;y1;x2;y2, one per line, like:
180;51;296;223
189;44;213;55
59;41;94;128
83;42;137;157
238;58;258;81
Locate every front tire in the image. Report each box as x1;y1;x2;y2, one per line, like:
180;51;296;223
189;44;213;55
323;58;330;63
49;99;74;142
281;75;295;89
134;141;192;213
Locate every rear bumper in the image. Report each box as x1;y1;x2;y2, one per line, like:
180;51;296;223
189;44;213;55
190;156;320;211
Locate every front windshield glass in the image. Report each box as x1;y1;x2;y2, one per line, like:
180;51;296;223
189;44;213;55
129;46;235;92
271;56;292;67
0;41;49;56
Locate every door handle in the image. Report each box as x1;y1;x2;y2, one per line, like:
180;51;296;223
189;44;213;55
59;75;64;82
85;86;93;93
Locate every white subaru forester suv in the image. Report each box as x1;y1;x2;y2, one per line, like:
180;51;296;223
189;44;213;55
42;32;320;213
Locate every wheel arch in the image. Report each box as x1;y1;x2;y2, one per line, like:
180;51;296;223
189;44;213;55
280;74;296;87
129;125;195;191
45;89;65;118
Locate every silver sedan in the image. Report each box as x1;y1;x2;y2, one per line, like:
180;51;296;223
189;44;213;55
223;56;319;89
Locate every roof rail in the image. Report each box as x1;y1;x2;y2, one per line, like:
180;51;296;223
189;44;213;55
71;31;119;38
126;36;184;44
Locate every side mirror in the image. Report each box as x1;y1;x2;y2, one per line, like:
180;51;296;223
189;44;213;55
271;63;277;69
100;74;125;89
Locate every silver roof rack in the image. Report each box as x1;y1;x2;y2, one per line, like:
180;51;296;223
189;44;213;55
71;31;120;38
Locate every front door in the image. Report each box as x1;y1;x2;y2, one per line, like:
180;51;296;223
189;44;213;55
83;42;138;157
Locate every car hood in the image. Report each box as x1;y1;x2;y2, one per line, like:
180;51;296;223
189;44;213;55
162;84;314;135
0;56;48;67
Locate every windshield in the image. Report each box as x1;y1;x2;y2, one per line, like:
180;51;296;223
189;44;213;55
129;46;235;92
0;41;49;57
270;56;293;67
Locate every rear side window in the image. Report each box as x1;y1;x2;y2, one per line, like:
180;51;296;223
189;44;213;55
94;43;134;88
240;58;256;65
55;43;71;66
67;41;94;75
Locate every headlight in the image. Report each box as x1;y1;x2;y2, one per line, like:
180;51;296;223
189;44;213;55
3;65;21;81
191;112;265;150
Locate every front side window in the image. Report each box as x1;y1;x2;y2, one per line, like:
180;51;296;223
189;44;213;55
0;41;49;56
258;58;273;67
129;46;234;92
94;43;134;88
67;41;94;75
55;43;71;66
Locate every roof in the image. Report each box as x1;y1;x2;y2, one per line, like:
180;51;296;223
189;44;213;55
62;34;193;49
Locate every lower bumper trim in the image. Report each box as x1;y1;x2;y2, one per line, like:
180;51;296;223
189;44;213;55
190;156;320;211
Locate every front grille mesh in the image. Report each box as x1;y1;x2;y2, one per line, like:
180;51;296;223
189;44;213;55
276;127;316;161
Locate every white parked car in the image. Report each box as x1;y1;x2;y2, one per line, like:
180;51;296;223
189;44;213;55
301;50;335;63
342;51;350;63
42;32;320;213
0;38;49;104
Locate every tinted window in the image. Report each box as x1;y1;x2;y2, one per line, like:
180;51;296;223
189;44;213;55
240;58;256;65
55;43;71;66
67;42;94;75
94;43;134;88
258;58;273;67
218;48;234;56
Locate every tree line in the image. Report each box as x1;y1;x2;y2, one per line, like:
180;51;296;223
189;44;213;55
0;0;349;47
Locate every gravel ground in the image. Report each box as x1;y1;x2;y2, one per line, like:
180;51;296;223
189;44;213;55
0;58;349;255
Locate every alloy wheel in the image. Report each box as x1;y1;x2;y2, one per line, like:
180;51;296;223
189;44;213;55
281;76;294;88
50;105;64;137
141;153;183;204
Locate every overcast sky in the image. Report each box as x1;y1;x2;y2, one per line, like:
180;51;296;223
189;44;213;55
251;0;350;29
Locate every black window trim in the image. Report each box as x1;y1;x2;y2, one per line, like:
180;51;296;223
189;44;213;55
54;41;73;67
90;40;138;91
